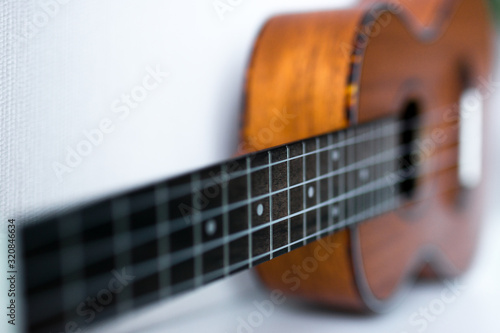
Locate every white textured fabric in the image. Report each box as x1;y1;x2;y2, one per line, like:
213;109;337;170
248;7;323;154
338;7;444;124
1;1;32;227
1;1;498;333
2;3;35;333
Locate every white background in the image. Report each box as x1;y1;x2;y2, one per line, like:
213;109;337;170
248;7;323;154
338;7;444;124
1;0;499;332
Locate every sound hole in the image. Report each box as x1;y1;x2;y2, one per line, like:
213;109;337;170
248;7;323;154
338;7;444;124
399;101;420;199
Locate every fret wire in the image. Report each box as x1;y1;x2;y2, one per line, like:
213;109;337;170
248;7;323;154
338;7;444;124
360;125;369;220
374;122;383;216
373;123;379;216
286;145;291;253
377;123;386;214
380;123;388;211
315;137;321;240
111;197;132;313
347;128;355;231
358;126;364;220
268;151;273;259
390;121;400;209
192;172;203;288
368;124;374;218
386;121;394;209
390;122;398;207
338;130;346;229
327;133;334;229
156;183;171;298
372;124;380;215
59;213;84;326
221;164;230;277
302;141;307;246
246;156;253;268
363;125;370;210
382;124;390;209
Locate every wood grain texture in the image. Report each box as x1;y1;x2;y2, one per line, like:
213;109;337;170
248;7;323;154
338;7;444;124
241;0;494;311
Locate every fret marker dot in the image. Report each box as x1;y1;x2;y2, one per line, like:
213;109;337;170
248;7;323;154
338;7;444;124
257;203;264;216
359;169;370;181
331;150;340;161
205;220;217;236
332;205;339;217
308;186;315;198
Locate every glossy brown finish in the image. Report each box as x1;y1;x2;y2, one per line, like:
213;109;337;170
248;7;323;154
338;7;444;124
242;0;493;311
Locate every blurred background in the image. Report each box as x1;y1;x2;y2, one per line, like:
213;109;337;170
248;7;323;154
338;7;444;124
1;0;499;332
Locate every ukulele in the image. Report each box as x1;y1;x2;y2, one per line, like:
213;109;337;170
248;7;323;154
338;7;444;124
18;0;494;332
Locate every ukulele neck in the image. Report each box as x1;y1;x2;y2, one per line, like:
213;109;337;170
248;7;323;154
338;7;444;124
22;117;404;331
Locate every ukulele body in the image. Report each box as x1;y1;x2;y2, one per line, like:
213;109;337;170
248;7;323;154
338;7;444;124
242;0;493;311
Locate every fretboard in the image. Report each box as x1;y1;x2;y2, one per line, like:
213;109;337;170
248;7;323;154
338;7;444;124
21;118;401;333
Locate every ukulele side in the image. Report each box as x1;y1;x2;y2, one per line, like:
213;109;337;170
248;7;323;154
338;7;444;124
242;0;494;311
